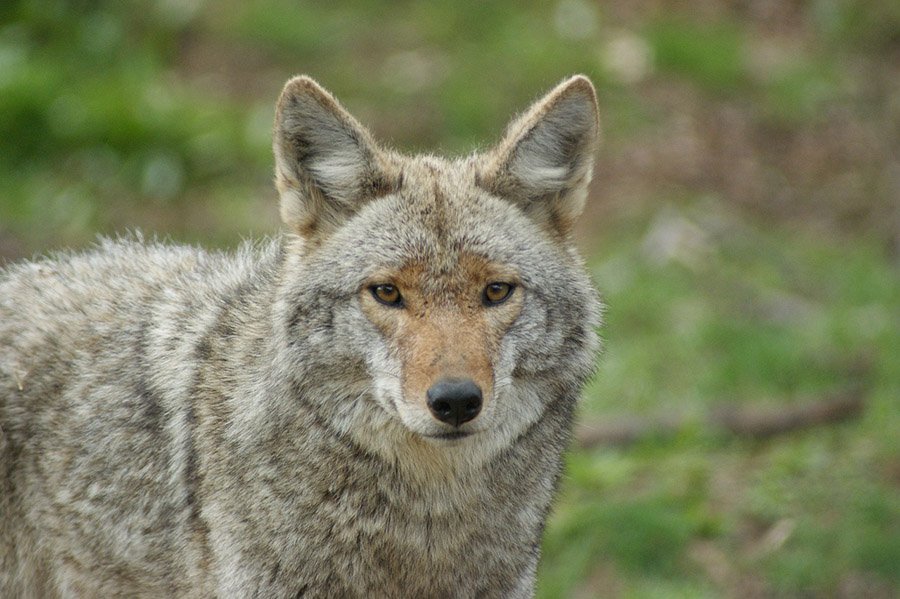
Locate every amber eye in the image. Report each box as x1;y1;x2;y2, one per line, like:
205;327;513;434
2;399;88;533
483;282;514;306
370;284;403;307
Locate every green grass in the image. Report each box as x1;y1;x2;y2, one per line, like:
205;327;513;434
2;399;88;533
539;208;900;596
2;1;898;596
646;19;746;93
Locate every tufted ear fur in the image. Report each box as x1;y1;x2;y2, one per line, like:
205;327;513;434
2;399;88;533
478;75;600;237
273;76;400;242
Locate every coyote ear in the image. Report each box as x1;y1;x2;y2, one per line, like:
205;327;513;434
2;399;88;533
478;75;600;236
273;76;397;240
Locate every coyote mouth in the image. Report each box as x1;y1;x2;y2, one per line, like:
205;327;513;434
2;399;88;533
424;431;472;441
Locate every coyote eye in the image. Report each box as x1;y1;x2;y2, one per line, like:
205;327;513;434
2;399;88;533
483;282;514;306
371;284;403;307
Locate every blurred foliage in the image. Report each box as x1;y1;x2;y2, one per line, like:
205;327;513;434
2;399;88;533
647;19;746;92
1;0;899;597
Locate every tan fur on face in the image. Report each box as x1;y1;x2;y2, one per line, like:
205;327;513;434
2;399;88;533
360;254;522;421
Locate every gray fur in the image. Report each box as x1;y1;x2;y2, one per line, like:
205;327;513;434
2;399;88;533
1;75;602;598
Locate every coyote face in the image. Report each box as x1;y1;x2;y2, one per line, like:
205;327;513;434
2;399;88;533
354;185;544;447
359;248;523;442
272;75;602;460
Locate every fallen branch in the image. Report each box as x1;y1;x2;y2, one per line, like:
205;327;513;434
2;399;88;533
575;386;867;449
711;386;865;439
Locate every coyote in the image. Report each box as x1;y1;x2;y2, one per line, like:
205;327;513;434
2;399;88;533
0;75;602;597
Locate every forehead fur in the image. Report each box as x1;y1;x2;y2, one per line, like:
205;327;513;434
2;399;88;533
295;148;590;309
331;155;545;271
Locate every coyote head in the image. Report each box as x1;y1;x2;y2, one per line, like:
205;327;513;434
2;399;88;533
272;76;601;463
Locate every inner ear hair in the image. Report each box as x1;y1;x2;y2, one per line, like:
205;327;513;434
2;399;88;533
273;76;401;241
478;75;600;236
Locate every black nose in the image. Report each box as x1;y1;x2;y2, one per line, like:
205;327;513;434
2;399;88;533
426;379;483;427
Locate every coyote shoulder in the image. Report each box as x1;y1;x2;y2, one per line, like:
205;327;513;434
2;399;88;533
0;75;602;597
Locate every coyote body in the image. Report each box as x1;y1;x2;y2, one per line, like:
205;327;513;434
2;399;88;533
1;76;601;597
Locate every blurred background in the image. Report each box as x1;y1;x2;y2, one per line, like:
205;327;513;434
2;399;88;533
1;0;898;596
